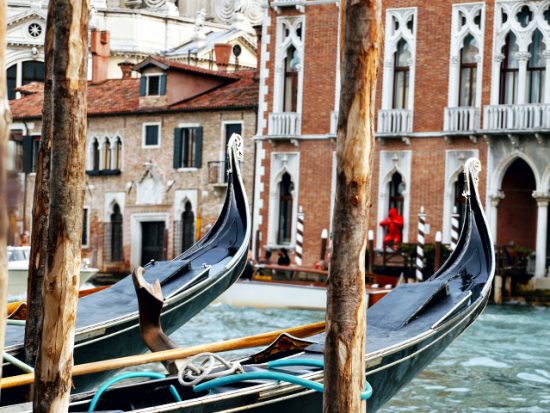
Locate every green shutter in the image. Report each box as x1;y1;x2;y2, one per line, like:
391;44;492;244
139;76;147;96
22;135;34;174
194;127;203;168
173;128;183;169
160;74;167;95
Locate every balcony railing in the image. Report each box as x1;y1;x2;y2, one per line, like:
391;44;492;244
268;112;301;136
444;107;480;132
377;109;412;135
330;111;338;135
484;104;550;130
208;161;226;185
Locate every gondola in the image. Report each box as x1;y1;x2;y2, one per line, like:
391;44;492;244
42;157;493;413
0;134;250;405
1;158;493;412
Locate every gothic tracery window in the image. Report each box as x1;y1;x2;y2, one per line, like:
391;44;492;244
392;39;410;109
277;172;294;245
527;30;545;104
111;203;123;262
181;201;195;253
459;35;478;107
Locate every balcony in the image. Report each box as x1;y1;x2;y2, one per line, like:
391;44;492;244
377;109;412;135
444;107;480;133
484;104;550;131
268;112;301;137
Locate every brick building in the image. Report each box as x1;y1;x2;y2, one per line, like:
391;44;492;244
253;0;550;287
9;55;258;273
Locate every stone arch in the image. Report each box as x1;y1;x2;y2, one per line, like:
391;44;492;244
492;151;542;193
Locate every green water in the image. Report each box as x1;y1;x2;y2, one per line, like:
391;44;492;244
168;304;550;412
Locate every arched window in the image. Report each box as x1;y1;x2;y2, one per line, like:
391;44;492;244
111;203;123;262
459;35;478;107
277;172;294;245
453;172;466;227
527;30;545;104
92;138;100;171
103;139;111;170
181;201;195;253
500;32;519;104
388;172;405;215
393;39;411;109
283;45;299;112
7;61;45;100
114;137;122;170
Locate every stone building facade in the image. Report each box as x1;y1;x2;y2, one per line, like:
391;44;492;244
254;0;550;287
10;57;258;273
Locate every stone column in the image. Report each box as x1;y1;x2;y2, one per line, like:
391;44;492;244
533;191;550;278
488;191;505;242
516;52;531;105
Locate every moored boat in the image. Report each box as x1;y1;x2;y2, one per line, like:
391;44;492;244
216;264;396;310
0;134;250;405
7;246;99;299
5;158;493;413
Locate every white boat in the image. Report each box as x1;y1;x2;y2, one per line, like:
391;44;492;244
215;264;395;310
7;246;99;298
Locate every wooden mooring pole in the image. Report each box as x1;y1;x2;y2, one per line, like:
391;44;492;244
324;1;382;412
0;0;13;385
31;0;89;411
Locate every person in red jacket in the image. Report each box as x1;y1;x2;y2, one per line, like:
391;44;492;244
379;208;404;247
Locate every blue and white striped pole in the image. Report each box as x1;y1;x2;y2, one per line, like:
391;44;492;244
416;207;426;282
295;207;304;265
451;206;460;251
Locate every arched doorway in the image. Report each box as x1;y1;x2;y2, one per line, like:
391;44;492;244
497;159;537;249
181;201;195;253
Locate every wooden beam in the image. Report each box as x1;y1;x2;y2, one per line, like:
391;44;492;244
0;0;13;385
323;1;382;412
31;0;89;411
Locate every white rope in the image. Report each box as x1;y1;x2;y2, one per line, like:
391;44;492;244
177;352;244;387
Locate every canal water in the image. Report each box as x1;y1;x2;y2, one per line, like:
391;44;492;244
167;304;550;413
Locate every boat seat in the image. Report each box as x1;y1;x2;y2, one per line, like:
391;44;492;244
368;280;449;331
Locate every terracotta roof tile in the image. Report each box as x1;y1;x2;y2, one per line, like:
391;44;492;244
134;56;240;80
10;71;258;120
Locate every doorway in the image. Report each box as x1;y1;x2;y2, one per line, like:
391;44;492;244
141;221;165;265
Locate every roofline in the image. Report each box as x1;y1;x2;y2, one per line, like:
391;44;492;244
12;104;259;122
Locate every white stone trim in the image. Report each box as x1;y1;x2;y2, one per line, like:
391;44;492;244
142;122;161;148
490;1;550;105
381;7;417;114
174;189;198;220
442;150;479;244
267;152;300;247
104;192;125;222
257;6;271;136
448;2;485;108
272;15;305;114
376;150;412;249
130;212;170;268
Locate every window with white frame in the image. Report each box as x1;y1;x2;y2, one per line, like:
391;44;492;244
173;126;203;169
381;8;417;112
143;123;161;148
491;2;550;106
139;74;167;97
449;4;485;108
7;61;45;100
274;16;304;113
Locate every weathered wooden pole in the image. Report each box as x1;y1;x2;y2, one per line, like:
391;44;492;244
32;0;89;410
324;1;382;412
24;0;54;367
0;0;13;384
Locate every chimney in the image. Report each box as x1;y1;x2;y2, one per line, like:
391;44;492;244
253;25;262;80
90;29;110;84
214;43;232;71
118;61;133;79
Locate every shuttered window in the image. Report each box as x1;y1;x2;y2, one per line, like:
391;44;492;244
173;127;203;169
139;74;167;96
143;124;161;147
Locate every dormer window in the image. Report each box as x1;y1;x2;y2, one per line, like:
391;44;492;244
139;74;167;97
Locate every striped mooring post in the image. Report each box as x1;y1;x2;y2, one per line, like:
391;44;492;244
295;206;304;265
451;206;460;251
416;207;426;281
